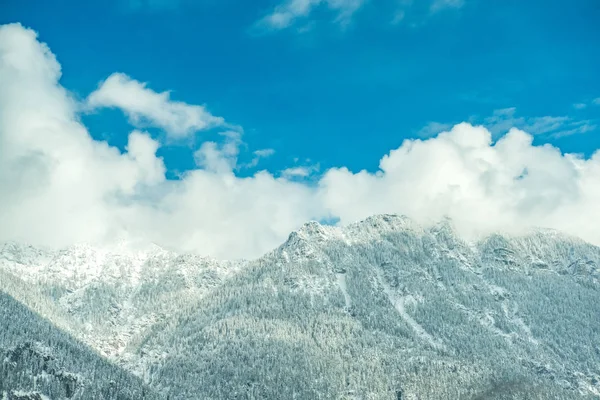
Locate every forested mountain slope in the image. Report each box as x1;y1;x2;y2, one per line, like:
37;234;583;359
0;291;158;399
0;241;244;364
1;215;599;399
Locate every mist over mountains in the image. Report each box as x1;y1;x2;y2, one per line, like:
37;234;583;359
1;215;599;399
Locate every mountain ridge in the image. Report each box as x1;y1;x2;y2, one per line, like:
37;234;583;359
1;214;599;399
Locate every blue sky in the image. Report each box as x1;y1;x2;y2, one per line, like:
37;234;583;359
2;0;599;176
1;0;600;258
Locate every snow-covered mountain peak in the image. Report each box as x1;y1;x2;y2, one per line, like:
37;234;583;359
282;221;343;249
3;214;600;399
103;237;171;257
297;220;326;235
430;216;457;234
344;214;425;241
428;217;467;250
275;221;343;265
294;221;342;240
0;241;53;266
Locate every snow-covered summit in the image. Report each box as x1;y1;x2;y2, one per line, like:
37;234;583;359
2;214;600;399
283;214;426;247
345;214;425;240
0;241;53;266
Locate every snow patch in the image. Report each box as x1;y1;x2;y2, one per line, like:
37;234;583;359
376;269;445;351
336;273;351;309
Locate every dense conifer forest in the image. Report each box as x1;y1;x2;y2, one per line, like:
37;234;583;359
1;215;599;399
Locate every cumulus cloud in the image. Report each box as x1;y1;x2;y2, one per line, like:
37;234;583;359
0;21;164;248
0;23;318;259
194;131;243;173
3;23;600;260
319;123;600;243
87;73;226;138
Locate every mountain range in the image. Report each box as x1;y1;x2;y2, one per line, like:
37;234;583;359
1;214;599;399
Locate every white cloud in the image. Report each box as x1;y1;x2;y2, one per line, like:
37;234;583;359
483;108;569;137
478;107;596;139
257;0;465;31
0;23;319;259
194;131;243;173
390;0;465;27
0;24;168;247
426;108;597;141
282;167;312;178
573;103;587;110
87;73;225;138
257;0;365;30
417;121;453;138
319;123;600;244
281;164;320;179
254;148;276;158
594;98;600;106
4;23;600;260
244;148;276;169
